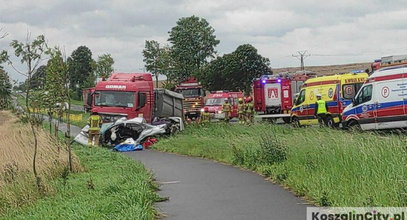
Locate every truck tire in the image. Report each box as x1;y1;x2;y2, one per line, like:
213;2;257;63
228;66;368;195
347;120;361;132
292;117;301;128
282;117;291;124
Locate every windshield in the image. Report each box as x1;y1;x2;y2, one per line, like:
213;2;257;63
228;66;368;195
295;90;306;105
354;84;372;106
94;91;135;107
176;88;202;98
205;98;226;106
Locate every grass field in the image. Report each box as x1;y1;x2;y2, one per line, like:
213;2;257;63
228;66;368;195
153;123;407;207
0;111;160;219
2;145;160;220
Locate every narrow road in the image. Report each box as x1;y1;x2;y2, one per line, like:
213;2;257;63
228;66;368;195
55;120;309;219
126;150;309;220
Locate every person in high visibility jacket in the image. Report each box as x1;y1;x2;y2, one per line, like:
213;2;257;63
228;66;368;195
245;96;254;124
314;94;329;127
237;98;246;124
199;107;211;124
222;98;231;122
88;112;103;146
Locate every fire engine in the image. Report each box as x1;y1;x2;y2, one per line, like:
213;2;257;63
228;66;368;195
342;55;407;130
252;74;309;123
203;91;244;119
175;77;205;120
83;73;184;123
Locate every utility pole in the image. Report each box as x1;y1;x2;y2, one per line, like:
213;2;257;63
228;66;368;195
292;51;311;73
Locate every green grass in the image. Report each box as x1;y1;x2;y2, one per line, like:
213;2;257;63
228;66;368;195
70;99;84;106
1;144;160;220
154;123;407;207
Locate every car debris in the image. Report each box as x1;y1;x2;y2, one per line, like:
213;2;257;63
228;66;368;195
74;116;183;147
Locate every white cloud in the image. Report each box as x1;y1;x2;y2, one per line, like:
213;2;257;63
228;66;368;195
1;0;407;82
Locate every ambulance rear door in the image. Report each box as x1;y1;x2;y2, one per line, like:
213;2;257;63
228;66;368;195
264;83;281;107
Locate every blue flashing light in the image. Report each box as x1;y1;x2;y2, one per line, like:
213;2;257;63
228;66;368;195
277;79;282;83
262;79;267;84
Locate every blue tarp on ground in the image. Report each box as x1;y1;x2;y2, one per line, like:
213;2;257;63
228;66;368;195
114;143;143;152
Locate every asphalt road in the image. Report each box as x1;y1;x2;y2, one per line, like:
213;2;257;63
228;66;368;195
125;150;310;220
52;118;310;219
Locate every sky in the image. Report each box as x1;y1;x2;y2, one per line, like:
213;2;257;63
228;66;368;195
1;0;407;82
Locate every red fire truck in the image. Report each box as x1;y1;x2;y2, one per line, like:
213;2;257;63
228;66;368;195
204;91;244;119
83;73;184;123
175;77;205;120
252;74;309;122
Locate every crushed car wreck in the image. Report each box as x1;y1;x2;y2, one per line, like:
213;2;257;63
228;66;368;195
74;116;184;148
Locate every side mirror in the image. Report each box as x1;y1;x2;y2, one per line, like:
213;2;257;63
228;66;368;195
87;93;93;106
137;92;147;109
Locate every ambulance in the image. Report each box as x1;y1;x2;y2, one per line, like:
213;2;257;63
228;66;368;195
342;55;407;130
291;72;368;127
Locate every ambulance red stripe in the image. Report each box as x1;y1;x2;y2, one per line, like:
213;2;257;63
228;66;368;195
304;80;340;87
368;73;407;83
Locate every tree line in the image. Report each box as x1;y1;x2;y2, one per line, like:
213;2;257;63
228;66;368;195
143;15;271;94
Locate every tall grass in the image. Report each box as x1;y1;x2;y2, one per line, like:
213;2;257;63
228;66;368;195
0;111;81;213
2;145;160;220
154;123;407;206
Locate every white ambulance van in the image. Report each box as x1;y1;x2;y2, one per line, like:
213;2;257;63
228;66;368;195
342;55;407;130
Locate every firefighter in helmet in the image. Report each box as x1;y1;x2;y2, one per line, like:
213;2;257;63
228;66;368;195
199;107;211;124
222;98;231;122
245;96;254;124
237;98;246;124
88;112;103;146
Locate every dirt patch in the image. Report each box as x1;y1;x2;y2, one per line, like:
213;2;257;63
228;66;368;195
274;62;371;76
0;111;11;126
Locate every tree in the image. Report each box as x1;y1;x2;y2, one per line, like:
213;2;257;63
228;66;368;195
168;16;219;82
30;65;47;90
94;53;114;80
6;34;47;189
0;68;12;109
67;46;94;100
45;47;73;171
143;40;174;88
201;44;271;94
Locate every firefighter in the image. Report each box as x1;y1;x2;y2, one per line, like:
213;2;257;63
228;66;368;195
199;107;211;124
88;112;103;146
222;98;231;122
237;98;245;124
245;96;254;124
314;94;329;127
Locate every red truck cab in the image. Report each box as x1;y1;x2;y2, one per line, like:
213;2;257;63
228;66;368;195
90;73;154;122
204;91;244;119
175;77;205;120
85;73;183;124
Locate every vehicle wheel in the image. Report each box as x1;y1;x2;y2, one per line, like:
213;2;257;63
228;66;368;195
282;117;291;124
292;117;301;128
347;120;361;132
326;116;335;128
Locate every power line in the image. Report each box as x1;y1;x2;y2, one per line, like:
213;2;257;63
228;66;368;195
292;50;311;72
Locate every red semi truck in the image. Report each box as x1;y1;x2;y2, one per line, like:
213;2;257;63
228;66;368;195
252;74;309;122
83;73;184;123
175;77;205;120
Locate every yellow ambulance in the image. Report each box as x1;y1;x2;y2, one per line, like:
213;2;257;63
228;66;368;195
291;71;368;127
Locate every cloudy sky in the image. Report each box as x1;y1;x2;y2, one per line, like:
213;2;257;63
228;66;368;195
1;0;407;82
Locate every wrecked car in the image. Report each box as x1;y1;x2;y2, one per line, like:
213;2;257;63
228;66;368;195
74;116;184;147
